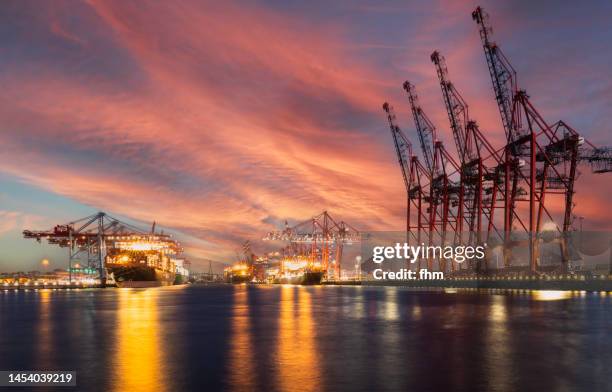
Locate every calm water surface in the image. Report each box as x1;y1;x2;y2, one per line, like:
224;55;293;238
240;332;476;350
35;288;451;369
1;285;611;391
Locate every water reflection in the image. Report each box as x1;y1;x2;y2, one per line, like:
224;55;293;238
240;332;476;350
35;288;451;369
3;285;612;392
228;287;255;391
276;286;321;392
485;295;512;391
380;287;403;390
381;287;399;321
411;304;422;321
532;290;573;301
352;287;365;319
113;289;166;392
489;295;507;323
36;289;52;369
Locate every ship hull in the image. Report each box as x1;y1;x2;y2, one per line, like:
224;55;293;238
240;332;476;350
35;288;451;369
301;271;324;285
116;280;165;288
107;264;175;287
226;274;252;284
274;271;324;285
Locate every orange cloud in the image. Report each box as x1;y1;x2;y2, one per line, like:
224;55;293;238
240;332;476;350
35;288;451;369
0;1;610;266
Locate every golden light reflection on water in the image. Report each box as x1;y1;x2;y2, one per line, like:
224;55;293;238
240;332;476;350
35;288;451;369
277;286;321;392
353;289;365;319
411;305;422;321
485;295;511;391
228;287;255;391
489;295;507;323
36;289;52;369
113;289;166;392
382;287;399;321
532;290;573;301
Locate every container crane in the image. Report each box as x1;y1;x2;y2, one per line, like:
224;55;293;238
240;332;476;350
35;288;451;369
383;102;432;269
403;81;463;271
263;211;359;280
430;50;508;269
472;6;612;272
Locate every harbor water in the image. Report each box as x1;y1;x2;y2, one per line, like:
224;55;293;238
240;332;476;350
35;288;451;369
1;285;611;391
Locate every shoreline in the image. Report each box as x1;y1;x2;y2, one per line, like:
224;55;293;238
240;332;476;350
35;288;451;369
363;277;612;291
4;279;612;292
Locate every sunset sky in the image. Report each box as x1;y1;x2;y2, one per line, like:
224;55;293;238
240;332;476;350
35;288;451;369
1;0;611;272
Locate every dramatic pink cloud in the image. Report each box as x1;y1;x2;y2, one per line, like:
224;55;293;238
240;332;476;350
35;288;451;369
0;0;610;268
0;210;47;237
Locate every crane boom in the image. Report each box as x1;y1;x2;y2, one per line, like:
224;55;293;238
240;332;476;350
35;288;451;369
383;102;413;192
403;81;436;173
431;51;470;163
472;6;518;143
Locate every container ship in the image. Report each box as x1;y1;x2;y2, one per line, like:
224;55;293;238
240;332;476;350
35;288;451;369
21;212;189;287
226;251;327;285
275;269;324;285
273;256;325;285
224;262;253;283
225;258;324;285
106;249;177;288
